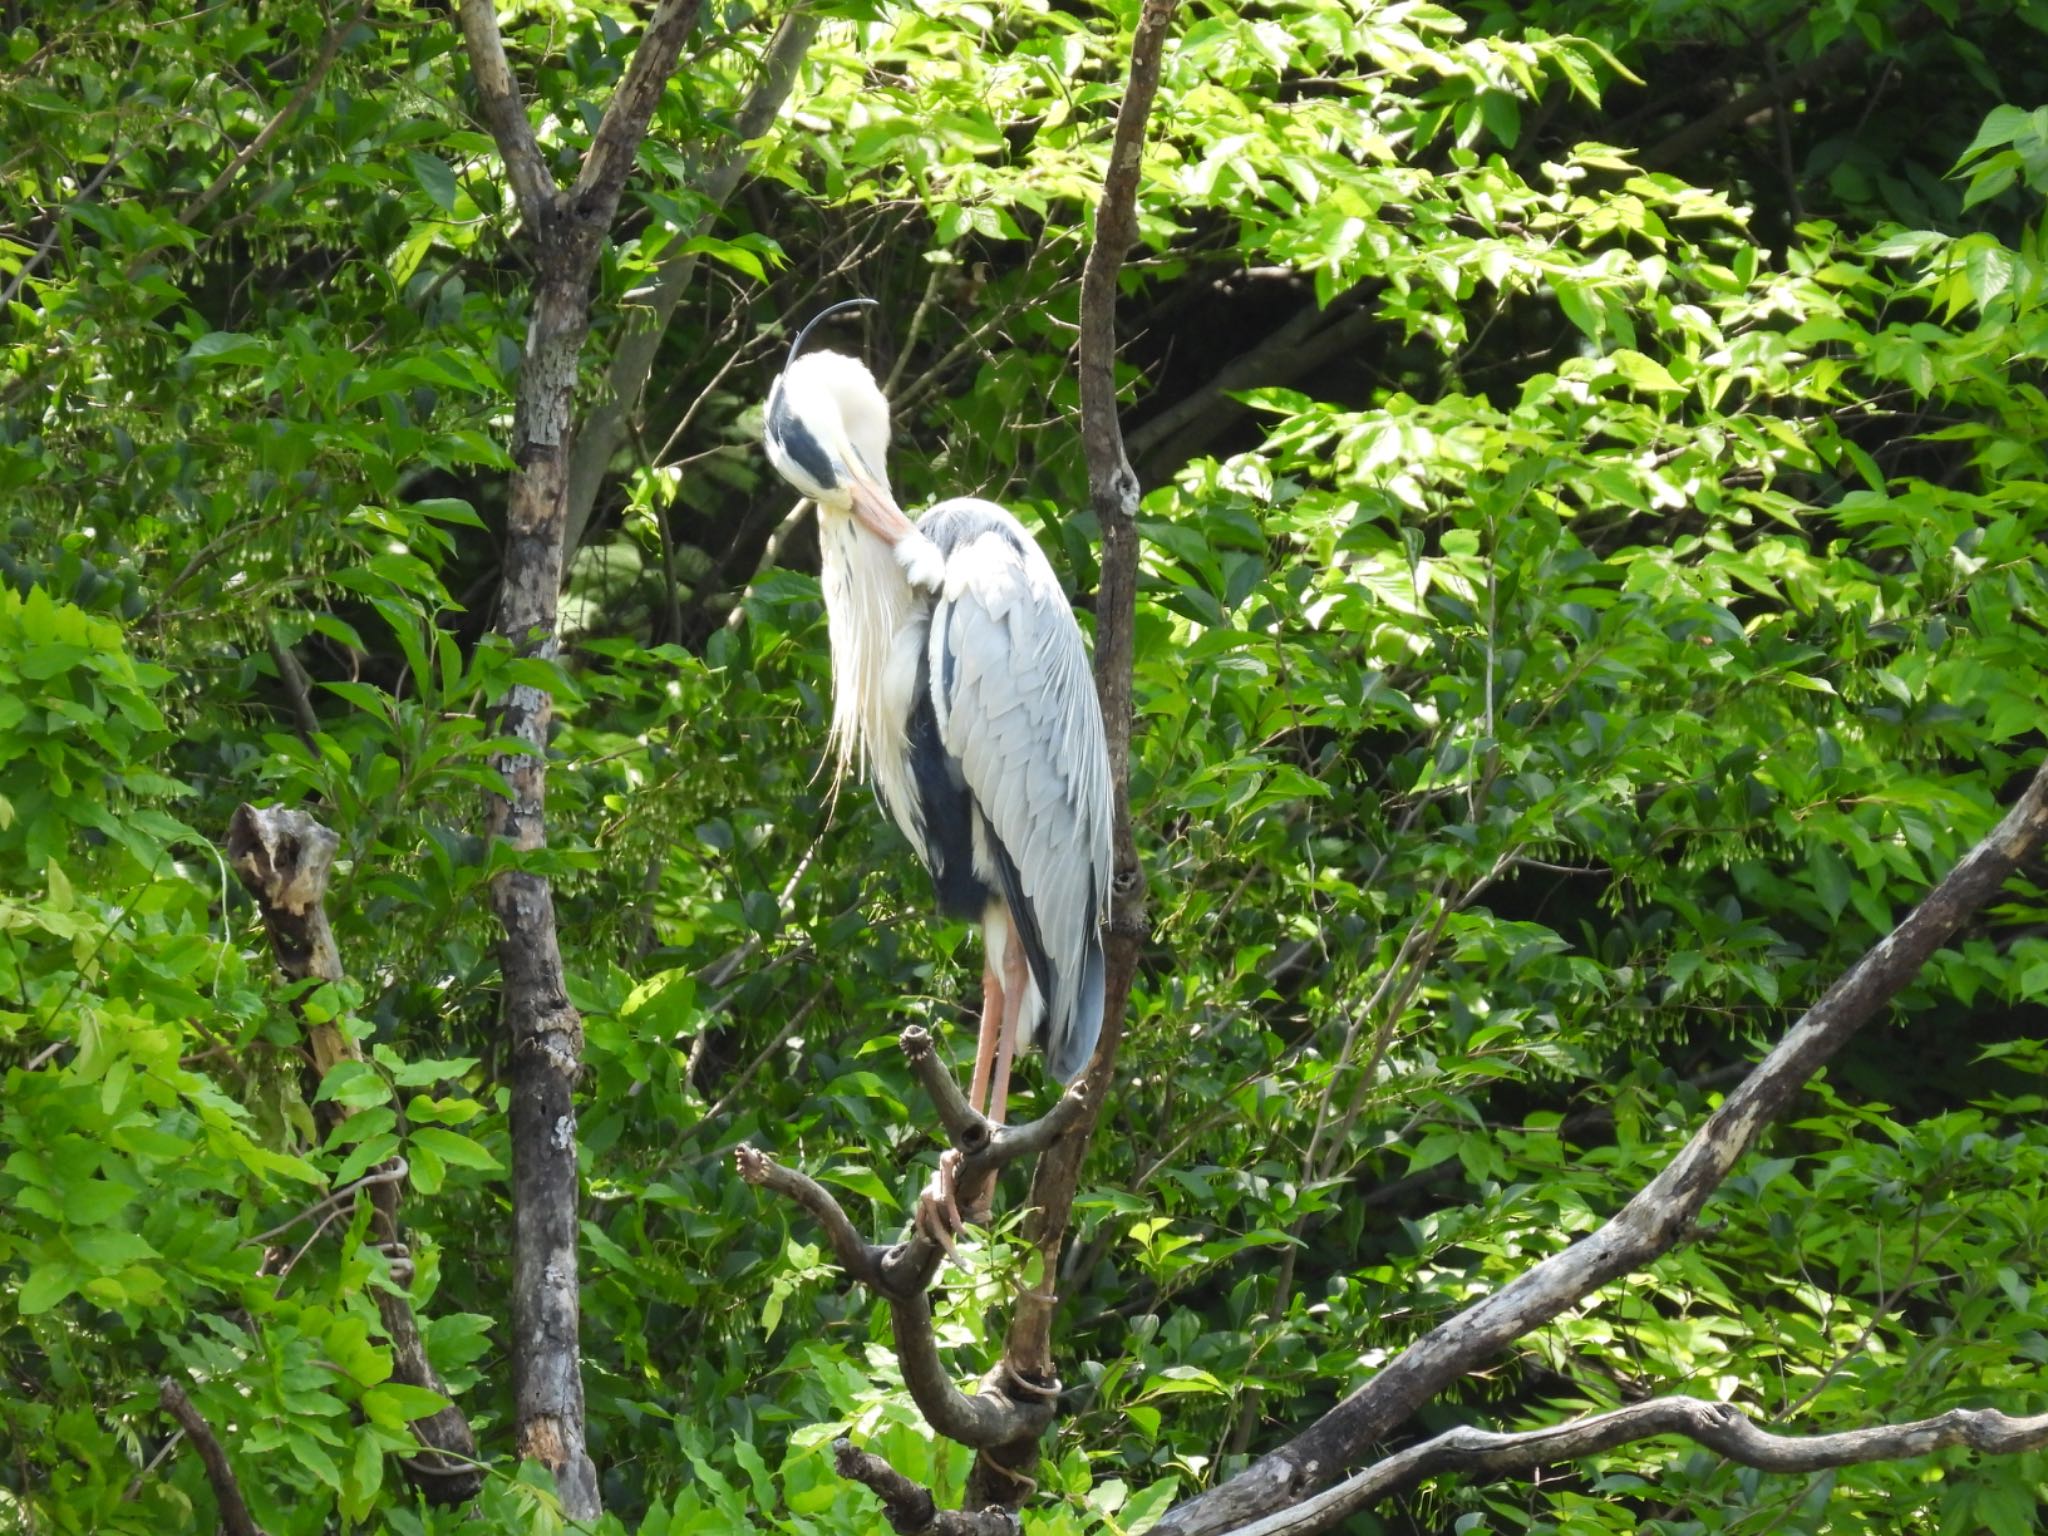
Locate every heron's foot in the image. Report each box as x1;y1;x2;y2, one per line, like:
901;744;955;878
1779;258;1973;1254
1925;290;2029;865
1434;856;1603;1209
914;1148;991;1259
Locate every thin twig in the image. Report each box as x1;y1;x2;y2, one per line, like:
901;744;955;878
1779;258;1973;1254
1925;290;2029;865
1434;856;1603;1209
177;2;365;227
248;1161;410;1245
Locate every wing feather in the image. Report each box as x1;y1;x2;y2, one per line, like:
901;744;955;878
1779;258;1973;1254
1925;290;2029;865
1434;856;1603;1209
919;498;1112;1081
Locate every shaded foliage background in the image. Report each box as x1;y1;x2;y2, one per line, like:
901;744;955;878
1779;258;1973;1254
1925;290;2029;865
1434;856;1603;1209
4;1;2048;1532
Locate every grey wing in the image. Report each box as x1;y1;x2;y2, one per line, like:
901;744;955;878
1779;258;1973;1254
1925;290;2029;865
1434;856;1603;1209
922;500;1112;1080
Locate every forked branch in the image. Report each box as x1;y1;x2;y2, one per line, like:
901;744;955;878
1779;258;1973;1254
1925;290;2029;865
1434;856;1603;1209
1226;1397;2048;1536
900;1025;1090;1166
455;1;707;1517
737;1145;1051;1452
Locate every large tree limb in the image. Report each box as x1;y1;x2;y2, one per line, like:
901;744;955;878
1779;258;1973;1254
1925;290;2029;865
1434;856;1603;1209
1156;754;2048;1536
455;2;707;1518
1227;1397;2048;1536
226;805;484;1504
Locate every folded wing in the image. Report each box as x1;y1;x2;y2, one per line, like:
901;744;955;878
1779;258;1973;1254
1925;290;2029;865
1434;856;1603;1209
920;497;1112;1082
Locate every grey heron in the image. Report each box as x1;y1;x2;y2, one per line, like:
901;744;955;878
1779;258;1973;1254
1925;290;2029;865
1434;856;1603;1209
761;301;1111;1223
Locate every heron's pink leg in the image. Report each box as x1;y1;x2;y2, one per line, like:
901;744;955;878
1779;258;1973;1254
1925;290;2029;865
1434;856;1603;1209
920;961;1004;1244
989;921;1031;1126
967;959;1002;1120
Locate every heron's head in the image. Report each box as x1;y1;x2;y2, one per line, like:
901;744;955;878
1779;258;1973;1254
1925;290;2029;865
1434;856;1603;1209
763;302;919;546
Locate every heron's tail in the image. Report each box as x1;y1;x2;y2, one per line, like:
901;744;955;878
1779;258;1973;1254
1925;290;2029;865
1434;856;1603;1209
1045;926;1106;1085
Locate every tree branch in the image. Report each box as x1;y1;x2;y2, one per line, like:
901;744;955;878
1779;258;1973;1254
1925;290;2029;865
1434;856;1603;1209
1156;754;2048;1536
890;1294;1054;1451
226;804;484;1504
899;1025;1093;1168
565;8;819;555
570;0;705;221
833;1439;1020;1536
456;0;556;224
456;1;711;1517
736;1147;1048;1450
734;1144;885;1285
1225;1397;2048;1536
158;1377;266;1536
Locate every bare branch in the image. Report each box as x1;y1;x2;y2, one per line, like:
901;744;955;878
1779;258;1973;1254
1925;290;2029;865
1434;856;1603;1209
988;0;1180;1432
247;1160;411;1245
456;0;556;223
738;1150;1047;1450
899;1025;1092;1170
901;1025;993;1153
263;628;322;747
734;1144;886;1284
1225;1397;2048;1536
979;1089;1091;1166
158;1377;266;1536
889;1292;1053;1451
1157;754;2048;1536
833;1439;1020;1536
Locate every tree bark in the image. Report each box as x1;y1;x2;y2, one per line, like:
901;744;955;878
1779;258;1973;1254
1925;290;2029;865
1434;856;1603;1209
1230;1396;2048;1536
159;1377;266;1536
456;0;707;1517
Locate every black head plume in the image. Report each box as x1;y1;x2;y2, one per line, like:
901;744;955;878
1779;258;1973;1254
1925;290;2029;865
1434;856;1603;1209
786;297;878;370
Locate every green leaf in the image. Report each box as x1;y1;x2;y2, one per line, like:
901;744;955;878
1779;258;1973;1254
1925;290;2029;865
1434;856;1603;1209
405;150;459;212
184;331;269;365
1609;349;1684;394
410;1126;500;1171
17;1263;78;1314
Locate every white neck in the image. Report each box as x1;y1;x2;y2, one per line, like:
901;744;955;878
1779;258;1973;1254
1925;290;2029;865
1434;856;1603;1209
816;505;917;787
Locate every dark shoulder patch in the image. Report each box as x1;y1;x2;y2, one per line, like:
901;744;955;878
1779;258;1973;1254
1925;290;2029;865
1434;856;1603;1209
907;642;987;920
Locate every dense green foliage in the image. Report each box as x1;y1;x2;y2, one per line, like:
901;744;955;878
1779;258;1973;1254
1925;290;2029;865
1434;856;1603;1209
5;2;2048;1532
